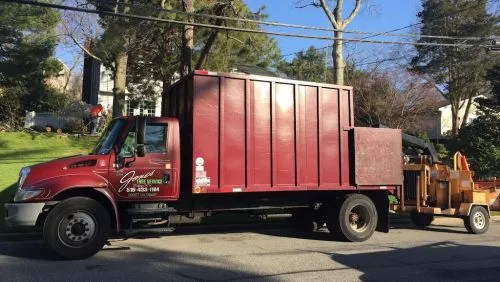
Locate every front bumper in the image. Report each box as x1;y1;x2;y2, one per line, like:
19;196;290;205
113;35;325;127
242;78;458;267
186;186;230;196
4;202;47;227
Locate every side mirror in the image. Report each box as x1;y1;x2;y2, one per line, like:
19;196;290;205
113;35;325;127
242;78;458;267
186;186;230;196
136;116;146;157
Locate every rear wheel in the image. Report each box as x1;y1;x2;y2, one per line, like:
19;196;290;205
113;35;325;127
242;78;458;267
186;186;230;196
464;206;490;234
410;212;434;227
43;197;110;259
326;194;378;242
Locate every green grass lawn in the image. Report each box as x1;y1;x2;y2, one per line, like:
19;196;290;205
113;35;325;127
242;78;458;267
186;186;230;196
0;131;97;229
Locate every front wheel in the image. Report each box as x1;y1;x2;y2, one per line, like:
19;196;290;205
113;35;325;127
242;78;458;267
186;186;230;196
43;197;110;259
327;194;378;242
464;206;490;234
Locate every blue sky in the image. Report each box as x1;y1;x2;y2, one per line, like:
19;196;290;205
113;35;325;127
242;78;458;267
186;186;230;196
244;0;422;60
56;0;423;69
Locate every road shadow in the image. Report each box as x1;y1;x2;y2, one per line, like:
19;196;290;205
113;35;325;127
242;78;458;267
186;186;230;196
0;240;62;261
2;236;500;281
0;239;282;281
328;241;500;281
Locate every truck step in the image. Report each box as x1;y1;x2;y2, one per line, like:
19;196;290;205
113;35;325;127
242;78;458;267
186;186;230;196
125;227;175;236
131;217;163;223
127;208;174;215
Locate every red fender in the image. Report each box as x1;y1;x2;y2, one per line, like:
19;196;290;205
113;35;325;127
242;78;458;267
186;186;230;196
29;174;121;231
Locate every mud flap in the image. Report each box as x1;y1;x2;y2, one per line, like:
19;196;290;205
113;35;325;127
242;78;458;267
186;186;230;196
370;190;389;233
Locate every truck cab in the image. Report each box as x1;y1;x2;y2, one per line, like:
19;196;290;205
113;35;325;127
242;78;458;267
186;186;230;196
6;116;181;259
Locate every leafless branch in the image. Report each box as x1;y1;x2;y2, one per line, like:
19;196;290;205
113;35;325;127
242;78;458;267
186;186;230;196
344;0;362;26
61;19;102;61
318;0;339;29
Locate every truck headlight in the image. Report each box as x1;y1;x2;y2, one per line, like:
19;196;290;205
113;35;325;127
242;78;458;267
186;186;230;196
18;167;30;189
13;189;43;202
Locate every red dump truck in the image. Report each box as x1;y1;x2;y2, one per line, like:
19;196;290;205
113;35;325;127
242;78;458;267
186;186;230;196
5;71;403;259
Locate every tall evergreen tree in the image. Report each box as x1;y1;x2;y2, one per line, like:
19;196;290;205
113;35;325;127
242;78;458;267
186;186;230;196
277;47;328;83
0;3;62;127
125;0;281;101
411;0;497;136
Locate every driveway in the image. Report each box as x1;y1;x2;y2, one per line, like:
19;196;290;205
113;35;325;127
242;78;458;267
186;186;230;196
1;218;500;281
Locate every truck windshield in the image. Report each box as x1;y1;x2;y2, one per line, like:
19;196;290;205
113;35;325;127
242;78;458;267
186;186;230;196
92;119;126;155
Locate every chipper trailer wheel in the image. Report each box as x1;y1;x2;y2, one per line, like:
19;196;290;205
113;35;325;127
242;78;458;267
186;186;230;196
326;194;378;242
410;212;434;227
464;206;490;234
43;197;110;260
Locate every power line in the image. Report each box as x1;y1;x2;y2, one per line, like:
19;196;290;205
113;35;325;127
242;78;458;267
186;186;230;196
330;56;408;70
282;0;495;58
1;0;496;49
107;1;489;42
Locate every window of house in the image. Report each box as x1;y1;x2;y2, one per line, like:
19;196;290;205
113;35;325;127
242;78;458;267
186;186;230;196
126;100;138;116
143;101;156;116
124;100;156;117
145;123;168;153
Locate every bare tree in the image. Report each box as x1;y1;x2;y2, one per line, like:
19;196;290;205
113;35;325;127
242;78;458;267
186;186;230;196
59;0;102;61
349;67;440;131
317;0;362;85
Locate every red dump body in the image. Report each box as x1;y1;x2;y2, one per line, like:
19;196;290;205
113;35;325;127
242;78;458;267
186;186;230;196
164;71;403;195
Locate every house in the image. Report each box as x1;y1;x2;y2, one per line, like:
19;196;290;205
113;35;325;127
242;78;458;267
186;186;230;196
424;96;484;140
44;59;80;98
81;54;162;117
97;66;162;117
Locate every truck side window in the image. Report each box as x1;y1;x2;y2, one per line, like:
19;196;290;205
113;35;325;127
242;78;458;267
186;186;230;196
145;123;168;154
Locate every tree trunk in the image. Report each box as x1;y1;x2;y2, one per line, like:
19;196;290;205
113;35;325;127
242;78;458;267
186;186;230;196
195;3;228;70
161;76;172;116
112;52;128;118
461;96;474;128
180;0;194;77
333;30;344;85
195;30;217;70
111;0;130;118
451;104;460;137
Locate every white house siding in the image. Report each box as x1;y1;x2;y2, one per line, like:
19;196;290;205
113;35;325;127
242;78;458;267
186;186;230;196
426;96;483;140
98;66;162;117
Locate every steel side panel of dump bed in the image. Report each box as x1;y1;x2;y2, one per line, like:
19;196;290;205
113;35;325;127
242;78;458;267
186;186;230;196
354;127;404;186
166;71;357;194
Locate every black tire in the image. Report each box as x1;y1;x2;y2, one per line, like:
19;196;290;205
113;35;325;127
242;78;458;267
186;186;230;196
410;212;434;227
326;194;378;242
43;197;110;260
464;206;490;234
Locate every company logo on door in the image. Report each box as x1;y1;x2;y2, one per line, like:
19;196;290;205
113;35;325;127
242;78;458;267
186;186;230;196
119;170;156;192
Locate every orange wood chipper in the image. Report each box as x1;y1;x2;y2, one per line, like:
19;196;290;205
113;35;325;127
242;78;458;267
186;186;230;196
392;136;494;234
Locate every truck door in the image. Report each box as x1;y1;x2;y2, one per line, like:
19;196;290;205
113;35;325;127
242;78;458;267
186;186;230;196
110;121;179;201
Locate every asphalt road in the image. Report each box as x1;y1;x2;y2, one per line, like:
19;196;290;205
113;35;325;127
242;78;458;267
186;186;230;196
1;218;500;281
